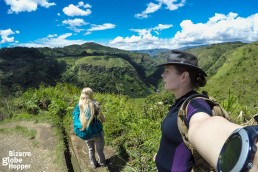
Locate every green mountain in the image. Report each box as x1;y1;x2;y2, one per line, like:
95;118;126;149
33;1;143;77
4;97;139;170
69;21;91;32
132;48;171;56
0;47;66;96
0;43;157;97
203;42;258;105
40;42;158;97
0;41;257;105
187;42;245;77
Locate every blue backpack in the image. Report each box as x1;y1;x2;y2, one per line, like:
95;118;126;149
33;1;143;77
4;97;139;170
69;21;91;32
72;103;103;140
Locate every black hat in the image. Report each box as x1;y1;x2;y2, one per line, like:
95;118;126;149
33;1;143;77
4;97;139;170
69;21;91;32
157;50;207;77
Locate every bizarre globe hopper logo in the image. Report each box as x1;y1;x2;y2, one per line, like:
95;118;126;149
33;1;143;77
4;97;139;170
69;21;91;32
2;150;32;170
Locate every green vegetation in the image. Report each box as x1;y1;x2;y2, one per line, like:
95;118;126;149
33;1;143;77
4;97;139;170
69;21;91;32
0;98;15;120
1;84;172;171
0;125;36;140
205;42;258;106
66;55;152;97
76;56;131;68
0;42;157;97
0;41;257;171
2;82;256;171
187;42;245;75
0;124;39;147
0;47;66;95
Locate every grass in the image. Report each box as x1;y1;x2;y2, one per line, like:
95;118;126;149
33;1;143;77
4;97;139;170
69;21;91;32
76;55;132;68
0;124;39;147
52;124;67;170
0;112;56;126
0;125;36;140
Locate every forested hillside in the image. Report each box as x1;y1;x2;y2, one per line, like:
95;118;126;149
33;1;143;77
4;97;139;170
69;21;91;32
204;42;258;106
187;42;245;76
1;41;257;105
0;43;157;97
0;47;66;96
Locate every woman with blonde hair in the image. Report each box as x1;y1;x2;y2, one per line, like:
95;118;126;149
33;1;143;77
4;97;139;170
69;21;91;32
76;87;106;168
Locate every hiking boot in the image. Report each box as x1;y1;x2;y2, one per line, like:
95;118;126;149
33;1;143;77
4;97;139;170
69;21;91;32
99;162;106;167
91;163;100;169
100;159;110;167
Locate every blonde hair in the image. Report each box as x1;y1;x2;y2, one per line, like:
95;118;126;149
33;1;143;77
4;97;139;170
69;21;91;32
79;87;95;130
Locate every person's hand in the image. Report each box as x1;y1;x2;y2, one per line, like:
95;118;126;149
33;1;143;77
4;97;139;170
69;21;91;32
250;142;258;172
153;153;157;162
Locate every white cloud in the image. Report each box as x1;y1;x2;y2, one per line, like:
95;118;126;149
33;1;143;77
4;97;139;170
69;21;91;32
78;1;91;8
172;12;258;46
62;18;88;32
86;23;116;35
109;13;258;50
109;34;164;50
57;13;60;16
130;29;152;36
109;24;172;50
135;2;161;19
153;24;173;31
63;2;92;17
135;0;185;19
129;24;172;37
57;33;72;39
62;18;87;27
0;28;19;44
4;0;55;14
17;33;86;48
47;34;58;38
159;0;186;10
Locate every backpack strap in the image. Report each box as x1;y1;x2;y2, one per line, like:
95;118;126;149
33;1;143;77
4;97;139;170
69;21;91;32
178;93;230;171
178;94;208;151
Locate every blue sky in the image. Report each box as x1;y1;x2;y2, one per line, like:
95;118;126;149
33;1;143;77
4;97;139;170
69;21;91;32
0;0;258;50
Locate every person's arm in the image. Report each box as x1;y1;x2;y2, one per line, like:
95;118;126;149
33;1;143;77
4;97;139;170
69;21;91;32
98;111;105;122
188;113;258;171
188;113;240;167
94;101;105;122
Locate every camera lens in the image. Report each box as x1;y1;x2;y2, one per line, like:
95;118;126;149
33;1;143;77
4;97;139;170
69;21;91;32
219;135;242;171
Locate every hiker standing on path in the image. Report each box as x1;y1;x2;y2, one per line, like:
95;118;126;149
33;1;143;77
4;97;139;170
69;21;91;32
154;50;258;172
78;87;106;168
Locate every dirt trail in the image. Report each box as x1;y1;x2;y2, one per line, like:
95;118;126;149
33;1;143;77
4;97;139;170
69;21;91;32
69;124;127;172
0;121;127;172
0;121;66;172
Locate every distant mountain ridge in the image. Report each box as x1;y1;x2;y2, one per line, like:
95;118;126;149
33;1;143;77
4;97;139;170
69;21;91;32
0;41;257;105
131;45;205;56
132;48;171;56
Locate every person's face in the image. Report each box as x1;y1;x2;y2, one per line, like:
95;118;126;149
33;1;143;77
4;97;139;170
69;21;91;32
161;65;182;91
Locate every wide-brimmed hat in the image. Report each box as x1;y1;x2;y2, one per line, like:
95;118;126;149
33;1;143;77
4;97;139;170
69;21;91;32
157;50;207;77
